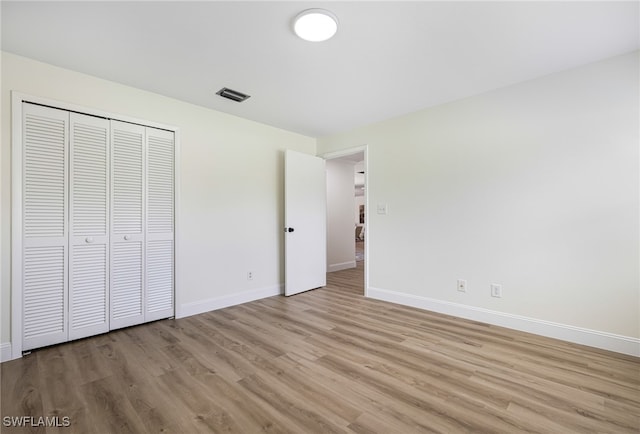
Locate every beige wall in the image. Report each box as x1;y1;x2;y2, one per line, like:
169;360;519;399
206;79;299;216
1;52;316;346
318;51;640;342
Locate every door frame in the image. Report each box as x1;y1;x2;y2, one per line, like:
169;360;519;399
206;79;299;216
321;145;369;297
10;92;181;360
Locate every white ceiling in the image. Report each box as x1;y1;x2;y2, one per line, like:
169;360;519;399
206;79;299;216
2;1;638;138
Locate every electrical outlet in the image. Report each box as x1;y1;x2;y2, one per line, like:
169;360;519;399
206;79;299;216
491;283;502;298
457;279;467;293
247;271;254;281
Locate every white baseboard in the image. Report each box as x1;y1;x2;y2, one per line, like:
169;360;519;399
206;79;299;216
1;342;13;363
176;284;283;319
328;261;356;273
368;286;640;357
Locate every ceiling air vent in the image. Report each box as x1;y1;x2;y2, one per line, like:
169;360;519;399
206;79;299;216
216;87;251;102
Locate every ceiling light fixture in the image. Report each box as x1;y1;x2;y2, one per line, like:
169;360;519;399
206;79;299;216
293;9;338;42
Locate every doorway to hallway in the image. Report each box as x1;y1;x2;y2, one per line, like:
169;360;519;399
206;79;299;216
323;146;368;296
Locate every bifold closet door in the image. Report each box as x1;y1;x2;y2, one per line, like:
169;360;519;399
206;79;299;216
110;120;145;330
110;123;175;328
69;113;110;340
20;104;174;350
145;127;175;322
22;103;69;351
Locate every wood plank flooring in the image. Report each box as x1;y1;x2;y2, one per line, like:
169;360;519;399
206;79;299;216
2;261;639;433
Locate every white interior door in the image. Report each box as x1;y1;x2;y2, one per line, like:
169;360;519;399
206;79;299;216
284;150;327;296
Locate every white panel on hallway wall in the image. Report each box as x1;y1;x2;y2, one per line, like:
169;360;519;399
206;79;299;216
326;159;357;273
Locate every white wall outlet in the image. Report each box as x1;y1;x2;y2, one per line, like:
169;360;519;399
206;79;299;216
376;203;388;215
457;279;467;292
247;271;254;281
491;283;502;298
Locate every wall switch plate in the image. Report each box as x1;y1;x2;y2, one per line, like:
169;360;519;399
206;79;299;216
457;279;467;292
491;283;502;298
377;203;388;215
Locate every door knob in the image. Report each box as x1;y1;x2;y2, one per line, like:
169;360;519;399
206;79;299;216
284;227;295;233
85;237;94;243
124;235;131;240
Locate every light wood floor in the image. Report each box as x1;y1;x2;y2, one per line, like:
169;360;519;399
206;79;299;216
2;261;639;433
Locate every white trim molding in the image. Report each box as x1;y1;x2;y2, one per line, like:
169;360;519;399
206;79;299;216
368;286;640;357
1;343;13;362
11;92;25;359
177;285;283;319
328;261;356;273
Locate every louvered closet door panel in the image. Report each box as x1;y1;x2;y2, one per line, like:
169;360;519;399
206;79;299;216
112;241;143;323
145;128;174;321
69;113;110;340
110;120;145;330
22;103;69;351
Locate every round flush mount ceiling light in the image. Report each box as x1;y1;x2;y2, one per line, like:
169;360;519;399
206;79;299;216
293;9;338;42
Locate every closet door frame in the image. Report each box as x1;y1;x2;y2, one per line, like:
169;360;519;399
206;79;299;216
10;92;181;360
